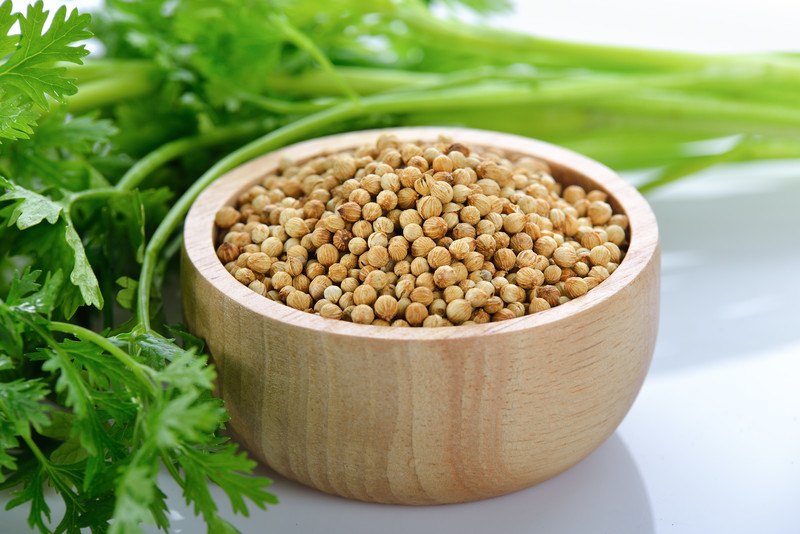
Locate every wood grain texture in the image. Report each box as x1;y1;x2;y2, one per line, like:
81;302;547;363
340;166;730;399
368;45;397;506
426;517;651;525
181;127;660;504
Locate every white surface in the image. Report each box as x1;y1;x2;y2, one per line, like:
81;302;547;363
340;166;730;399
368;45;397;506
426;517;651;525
4;1;800;533
154;163;800;534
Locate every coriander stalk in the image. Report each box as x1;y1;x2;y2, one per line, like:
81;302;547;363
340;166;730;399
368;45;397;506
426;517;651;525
638;136;800;192
396;4;800;77
115;120;274;191
66;69;161;114
264;66;534;96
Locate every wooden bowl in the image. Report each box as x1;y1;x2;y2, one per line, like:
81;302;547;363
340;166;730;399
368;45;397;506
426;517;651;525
181;127;660;505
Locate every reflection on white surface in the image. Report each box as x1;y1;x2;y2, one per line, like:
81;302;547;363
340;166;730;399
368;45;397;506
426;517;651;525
148;434;652;534
620;341;800;533
646;161;800;374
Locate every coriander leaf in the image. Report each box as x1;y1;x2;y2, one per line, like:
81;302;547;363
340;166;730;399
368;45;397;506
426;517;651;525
0;307;22;360
156;350;215;392
0;1;17;59
2;112;118;191
0;378;50;478
0;1;92;143
0;378;50;433
179;445;277;520
0;1;92;108
57;339;135;391
40;345;112;458
3;268;62;323
115;276;138;310
27;113;117;153
6;463;51;532
0;177;61;226
36;410;74;441
109;456;169;534
164;323;205;353
115;328;186;369
64;221;103;309
0;177;103;313
171;0;282;102
0;94;39;141
49;435;89;465
150;392;225;449
5;266;44;304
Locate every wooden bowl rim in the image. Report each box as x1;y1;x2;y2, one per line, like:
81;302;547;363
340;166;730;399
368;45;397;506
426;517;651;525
184;127;659;341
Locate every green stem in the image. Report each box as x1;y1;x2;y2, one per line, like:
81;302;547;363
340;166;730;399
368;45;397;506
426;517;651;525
49;321;159;395
68;187;123;206
19;431;51;466
237;93;337;114
115;120;271;191
63;59;156;84
597;91;800;130
268;14;358;102
115;120;273;192
397;5;800;77
265;66;445;96
638;137;800;192
66;70;161;114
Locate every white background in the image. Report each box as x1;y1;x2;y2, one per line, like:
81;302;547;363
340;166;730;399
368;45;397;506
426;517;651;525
5;1;800;533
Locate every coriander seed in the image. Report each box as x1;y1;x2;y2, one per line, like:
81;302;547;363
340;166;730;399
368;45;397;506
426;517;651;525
215;136;628;326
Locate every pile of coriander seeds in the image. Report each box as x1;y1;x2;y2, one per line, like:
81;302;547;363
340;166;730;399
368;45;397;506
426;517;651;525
214;134;628;327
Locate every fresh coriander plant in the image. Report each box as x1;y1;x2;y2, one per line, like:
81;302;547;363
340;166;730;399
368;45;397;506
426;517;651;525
2;0;798;532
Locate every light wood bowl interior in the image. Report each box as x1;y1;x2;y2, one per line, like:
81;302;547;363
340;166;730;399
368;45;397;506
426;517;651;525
181;127;660;504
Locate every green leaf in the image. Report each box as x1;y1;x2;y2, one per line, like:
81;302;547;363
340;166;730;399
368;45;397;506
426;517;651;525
0;378;51;434
5;463;51;532
0;178;103;313
179;444;277;521
0;1;92;107
115;328;185;369
0;177;61;227
5;268;64;317
50;435;89;465
5;267;43;304
0;378;50;478
3;112;118;191
0;93;39;141
0;1;18;59
37;410;75;440
115;276;138;310
63;221;103;309
0;1;92;143
109;455;169;534
40;343;115;458
156;350;215;392
27;113;118;153
164;323;205;353
172;0;283;102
